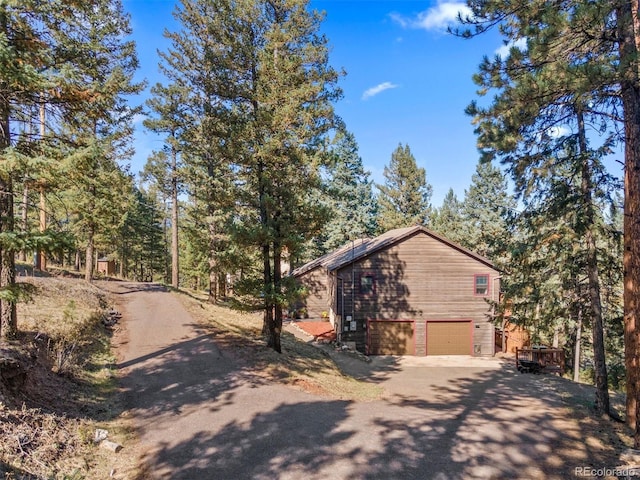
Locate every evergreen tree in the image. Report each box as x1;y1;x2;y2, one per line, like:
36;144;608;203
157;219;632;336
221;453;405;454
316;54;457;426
0;0;140;337
141;151;172;283
144;83;188;289
322;129;378;252
377;143;432;232
430;188;465;245
119;186;166;281
159;0;246;302
461;1;622;417
460;161;514;261
616;2;640;440
158;0;341;352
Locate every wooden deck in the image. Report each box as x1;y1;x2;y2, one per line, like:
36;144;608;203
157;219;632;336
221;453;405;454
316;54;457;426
515;348;565;375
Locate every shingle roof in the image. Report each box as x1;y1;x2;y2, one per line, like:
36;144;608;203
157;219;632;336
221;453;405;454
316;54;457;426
291;225;496;277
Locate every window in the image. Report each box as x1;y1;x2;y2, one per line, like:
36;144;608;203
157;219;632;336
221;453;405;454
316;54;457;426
360;273;375;294
474;274;489;296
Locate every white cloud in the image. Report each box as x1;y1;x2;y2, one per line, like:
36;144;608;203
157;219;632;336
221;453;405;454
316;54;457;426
132;113;147;125
495;37;528;58
391;2;473;31
362;82;399;100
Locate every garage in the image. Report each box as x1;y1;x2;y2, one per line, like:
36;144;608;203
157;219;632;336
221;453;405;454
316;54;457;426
426;321;472;355
368;320;415;355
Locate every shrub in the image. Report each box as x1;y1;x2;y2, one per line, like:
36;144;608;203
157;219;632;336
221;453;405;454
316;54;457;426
46;301;104;374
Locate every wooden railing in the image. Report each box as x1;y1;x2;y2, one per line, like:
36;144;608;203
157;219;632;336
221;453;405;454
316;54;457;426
515;347;565;375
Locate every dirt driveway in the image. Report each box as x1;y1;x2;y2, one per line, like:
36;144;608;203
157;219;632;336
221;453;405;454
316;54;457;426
105;282;625;479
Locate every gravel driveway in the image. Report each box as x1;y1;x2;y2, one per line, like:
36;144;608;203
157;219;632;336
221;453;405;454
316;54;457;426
105;282;621;479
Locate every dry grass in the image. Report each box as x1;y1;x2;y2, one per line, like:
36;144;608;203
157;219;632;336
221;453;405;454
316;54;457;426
1;276;139;480
174;289;383;402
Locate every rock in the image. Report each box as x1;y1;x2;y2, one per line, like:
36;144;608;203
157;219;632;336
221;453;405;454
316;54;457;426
94;428;109;443
100;440;123;453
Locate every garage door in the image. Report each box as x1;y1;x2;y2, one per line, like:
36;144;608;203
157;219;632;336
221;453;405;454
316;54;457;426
426;321;471;355
368;321;415;355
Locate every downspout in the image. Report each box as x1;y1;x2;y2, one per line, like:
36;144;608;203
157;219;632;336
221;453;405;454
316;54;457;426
337;275;344;343
492;275;503;354
351;239;355;333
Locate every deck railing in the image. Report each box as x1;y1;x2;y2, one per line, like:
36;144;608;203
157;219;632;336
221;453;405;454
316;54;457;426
515;347;565;375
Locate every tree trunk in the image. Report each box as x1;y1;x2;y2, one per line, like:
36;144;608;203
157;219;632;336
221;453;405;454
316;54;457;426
207;216;217;303
171;149;179;289
0;7;17;340
19;182;28;262
617;0;640;440
85;225;94;282
573;301;582;383
0;174;17;340
271;235;283;354
262;241;275;344
38;184;46;271
577;109;610;416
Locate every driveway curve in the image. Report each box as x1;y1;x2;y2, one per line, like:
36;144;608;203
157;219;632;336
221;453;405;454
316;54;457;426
103;282;621;479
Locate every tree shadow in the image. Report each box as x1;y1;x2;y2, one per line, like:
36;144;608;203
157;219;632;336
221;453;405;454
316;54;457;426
135;400;355;479
122;354;626;479
356;363;626;479
97;281;169;295
117;324;266;424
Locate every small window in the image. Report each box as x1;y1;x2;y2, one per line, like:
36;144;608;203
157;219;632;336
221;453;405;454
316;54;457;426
474;274;489;296
360;273;375;294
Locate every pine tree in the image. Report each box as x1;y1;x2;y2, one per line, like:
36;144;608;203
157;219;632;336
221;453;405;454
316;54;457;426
322;129;378;252
141;151;172;283
159;0;244;302
239;0;342;352
158;0;341;352
144;83;188;289
430;188;465;245
0;0;140;337
377;143;432;232
460;161;514;261
119;186;166;281
615;1;640;440
461;1;622;418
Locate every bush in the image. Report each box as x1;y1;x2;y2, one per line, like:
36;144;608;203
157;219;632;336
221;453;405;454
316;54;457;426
46;300;104;374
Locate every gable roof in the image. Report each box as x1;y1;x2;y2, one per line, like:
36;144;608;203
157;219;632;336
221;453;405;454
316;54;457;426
291;226;496;277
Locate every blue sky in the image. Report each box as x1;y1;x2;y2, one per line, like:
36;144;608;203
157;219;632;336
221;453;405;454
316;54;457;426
124;0;507;206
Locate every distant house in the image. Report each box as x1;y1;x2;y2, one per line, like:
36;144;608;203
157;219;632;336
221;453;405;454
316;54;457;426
291;226;500;356
97;258;116;276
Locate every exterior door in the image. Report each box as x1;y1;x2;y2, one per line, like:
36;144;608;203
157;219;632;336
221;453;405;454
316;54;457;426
426;321;472;355
368;320;415;355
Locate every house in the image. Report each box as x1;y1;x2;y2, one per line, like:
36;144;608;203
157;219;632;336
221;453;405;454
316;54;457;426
97;258;116;276
291;226;501;356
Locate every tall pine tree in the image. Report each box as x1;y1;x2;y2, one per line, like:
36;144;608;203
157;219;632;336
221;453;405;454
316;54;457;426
157;0;341;352
322;128;378;252
461;0;622;418
144;83;188;288
377;143;432;232
430;188;465;245
460;160;513;261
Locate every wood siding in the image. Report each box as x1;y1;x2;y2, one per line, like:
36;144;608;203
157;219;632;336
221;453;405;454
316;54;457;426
296;266;329;320
336;231;499;355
